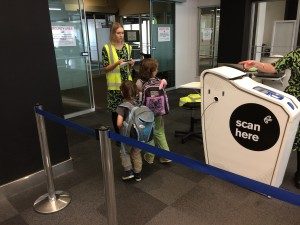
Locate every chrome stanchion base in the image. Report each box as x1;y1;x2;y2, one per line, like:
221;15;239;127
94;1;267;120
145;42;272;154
33;191;71;214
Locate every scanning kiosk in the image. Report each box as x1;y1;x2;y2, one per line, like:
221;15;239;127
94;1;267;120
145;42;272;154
200;66;300;187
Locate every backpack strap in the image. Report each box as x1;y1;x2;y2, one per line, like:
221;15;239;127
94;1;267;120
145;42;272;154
119;101;134;110
119;101;138;137
145;77;161;86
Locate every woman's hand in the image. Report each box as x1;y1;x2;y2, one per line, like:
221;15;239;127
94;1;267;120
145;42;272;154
104;59;124;72
239;60;276;73
239;60;256;70
128;59;135;67
117;59;124;66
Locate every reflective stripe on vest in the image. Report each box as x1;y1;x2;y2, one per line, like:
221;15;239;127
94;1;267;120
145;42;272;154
179;94;201;107
104;43;132;90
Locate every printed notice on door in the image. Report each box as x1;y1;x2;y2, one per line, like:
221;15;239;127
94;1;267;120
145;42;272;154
202;28;212;41
52;26;76;47
158;27;170;42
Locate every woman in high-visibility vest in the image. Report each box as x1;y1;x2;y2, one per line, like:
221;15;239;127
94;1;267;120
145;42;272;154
102;22;134;138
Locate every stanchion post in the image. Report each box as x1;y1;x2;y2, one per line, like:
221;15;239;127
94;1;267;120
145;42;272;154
33;104;71;214
97;127;118;225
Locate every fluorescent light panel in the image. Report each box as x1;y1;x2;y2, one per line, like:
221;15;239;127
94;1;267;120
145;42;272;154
49;7;62;11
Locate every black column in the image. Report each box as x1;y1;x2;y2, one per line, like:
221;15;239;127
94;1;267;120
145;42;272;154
218;0;252;63
284;0;300;46
284;0;298;20
0;0;70;185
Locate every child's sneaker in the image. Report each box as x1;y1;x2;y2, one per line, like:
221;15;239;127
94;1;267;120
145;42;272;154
144;153;154;164
122;170;134;181
159;158;172;163
134;172;142;182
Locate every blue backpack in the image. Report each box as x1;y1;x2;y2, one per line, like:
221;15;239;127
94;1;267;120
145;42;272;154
119;102;154;143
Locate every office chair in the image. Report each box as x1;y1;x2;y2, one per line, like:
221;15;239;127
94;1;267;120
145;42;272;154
174;94;202;143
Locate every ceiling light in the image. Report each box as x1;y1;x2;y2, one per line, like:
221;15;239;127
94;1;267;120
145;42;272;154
49;7;62;11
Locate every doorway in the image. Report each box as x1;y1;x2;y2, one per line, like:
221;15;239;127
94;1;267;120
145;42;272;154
121;14;152;57
121;15;151;79
248;0;293;60
198;6;220;75
48;0;94;118
150;0;176;88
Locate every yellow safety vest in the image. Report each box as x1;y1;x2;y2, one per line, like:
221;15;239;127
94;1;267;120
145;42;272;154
179;94;201;107
104;43;132;90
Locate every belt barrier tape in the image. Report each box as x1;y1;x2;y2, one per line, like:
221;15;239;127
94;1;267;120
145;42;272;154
35;107;96;138
34;107;300;206
109;131;300;206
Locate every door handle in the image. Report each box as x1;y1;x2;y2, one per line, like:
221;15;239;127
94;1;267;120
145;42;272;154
81;52;89;56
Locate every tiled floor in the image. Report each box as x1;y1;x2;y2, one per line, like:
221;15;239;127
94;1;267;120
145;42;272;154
1;89;299;225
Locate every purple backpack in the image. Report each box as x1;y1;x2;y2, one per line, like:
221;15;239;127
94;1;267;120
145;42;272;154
142;78;170;116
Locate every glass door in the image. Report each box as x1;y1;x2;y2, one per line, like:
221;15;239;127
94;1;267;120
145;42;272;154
87;14;103;76
86;13;115;76
122;16;142;61
48;0;94;118
198;7;220;74
121;14;151;58
150;0;175;88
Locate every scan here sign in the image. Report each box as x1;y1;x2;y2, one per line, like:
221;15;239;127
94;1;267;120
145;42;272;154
229;103;280;151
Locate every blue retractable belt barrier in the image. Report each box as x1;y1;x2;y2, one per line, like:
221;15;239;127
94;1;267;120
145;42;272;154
109;131;300;206
35;107;96;138
33;107;300;206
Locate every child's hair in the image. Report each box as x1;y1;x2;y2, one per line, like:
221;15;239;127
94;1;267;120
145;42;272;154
139;58;159;82
120;80;137;100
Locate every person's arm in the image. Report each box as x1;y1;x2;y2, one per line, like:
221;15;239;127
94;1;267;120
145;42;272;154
104;60;124;72
117;114;124;129
136;79;143;102
101;46;124;73
239;60;277;73
136;79;143;92
116;106;125;129
274;50;296;72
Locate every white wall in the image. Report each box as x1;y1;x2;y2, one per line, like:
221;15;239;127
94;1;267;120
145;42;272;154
263;0;285;46
254;2;266;61
175;0;220;88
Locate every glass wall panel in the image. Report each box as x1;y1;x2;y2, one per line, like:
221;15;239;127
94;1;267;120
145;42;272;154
150;0;175;88
48;0;94;117
198;7;220;74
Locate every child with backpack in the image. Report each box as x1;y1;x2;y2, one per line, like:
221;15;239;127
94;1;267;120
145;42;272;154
116;80;155;181
136;58;172;164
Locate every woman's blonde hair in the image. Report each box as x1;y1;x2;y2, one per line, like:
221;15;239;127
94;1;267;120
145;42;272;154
110;22;124;43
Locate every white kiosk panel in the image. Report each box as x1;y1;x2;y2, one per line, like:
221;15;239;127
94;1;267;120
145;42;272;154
201;66;300;187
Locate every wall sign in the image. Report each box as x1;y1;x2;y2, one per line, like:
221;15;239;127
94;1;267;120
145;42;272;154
158;27;170;42
229;103;280;151
52;26;76;47
202;28;212;41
